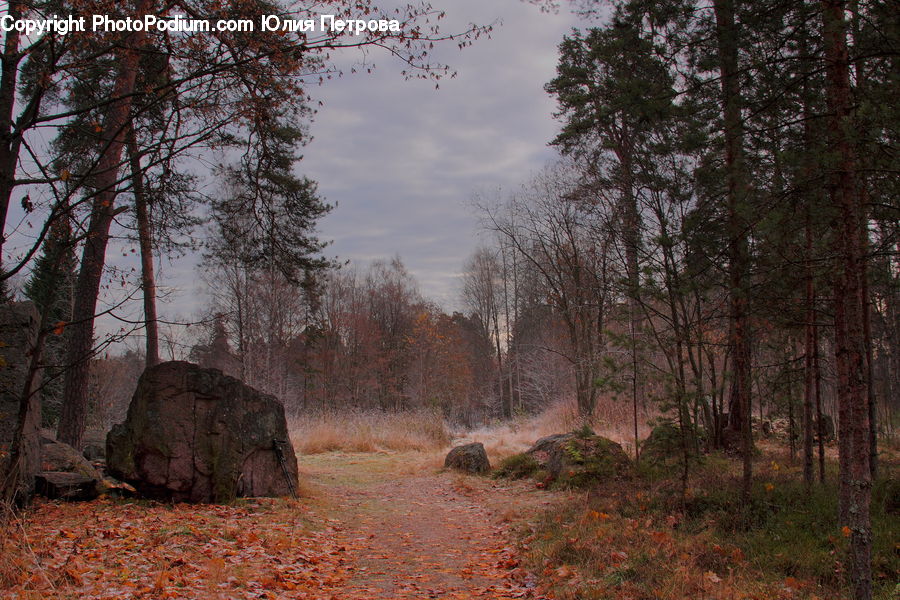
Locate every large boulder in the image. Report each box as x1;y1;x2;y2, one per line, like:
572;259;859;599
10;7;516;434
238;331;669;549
444;442;490;474
0;302;42;499
106;361;298;503
526;429;631;488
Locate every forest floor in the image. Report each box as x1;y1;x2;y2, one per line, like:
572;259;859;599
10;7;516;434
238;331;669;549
0;451;563;600
2;444;897;600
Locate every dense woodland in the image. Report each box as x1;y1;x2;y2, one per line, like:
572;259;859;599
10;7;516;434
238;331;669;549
0;0;897;598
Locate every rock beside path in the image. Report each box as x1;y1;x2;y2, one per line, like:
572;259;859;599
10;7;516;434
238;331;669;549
526;430;631;488
35;472;99;501
106;361;298;503
444;442;491;474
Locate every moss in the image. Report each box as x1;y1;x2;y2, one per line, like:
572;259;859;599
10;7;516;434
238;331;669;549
493;453;541;480
553;437;631;490
574;424;595;439
564;441;585;464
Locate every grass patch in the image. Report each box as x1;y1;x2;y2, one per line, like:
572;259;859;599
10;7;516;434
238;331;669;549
516;449;899;600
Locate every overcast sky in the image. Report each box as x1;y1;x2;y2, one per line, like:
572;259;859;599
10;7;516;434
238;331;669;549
285;0;582;311
5;0;590;345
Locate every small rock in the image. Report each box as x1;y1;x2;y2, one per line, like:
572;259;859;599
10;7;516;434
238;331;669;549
35;472;99;501
82;443;105;462
41;439;102;481
444;442;491;474
100;476;137;498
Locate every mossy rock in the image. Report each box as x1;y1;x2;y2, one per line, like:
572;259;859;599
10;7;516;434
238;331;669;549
526;431;631;489
41;439;102;481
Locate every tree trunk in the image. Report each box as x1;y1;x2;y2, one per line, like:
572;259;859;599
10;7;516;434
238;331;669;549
821;1;872;598
860;210;876;479
0;0;23;262
849;0;878;484
814;303;826;483
713;0;753;501
575;359;596;419
57;3;150;449
501;244;513;419
788;374;796;462
127;126;160;367
0;305;44;503
623;161;642;462
803;212;816;485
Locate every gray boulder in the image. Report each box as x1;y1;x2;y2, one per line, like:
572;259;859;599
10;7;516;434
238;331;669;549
41;438;102;479
107;361;298;503
82;430;107;462
444;442;491;474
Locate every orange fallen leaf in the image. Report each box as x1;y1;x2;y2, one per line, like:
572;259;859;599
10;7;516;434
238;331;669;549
705;571;722;583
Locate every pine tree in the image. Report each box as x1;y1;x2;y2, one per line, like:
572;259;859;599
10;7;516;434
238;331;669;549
23;213;77;427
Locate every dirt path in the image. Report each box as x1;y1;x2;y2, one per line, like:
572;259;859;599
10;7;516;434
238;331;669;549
3;451;561;599
301;452;560;600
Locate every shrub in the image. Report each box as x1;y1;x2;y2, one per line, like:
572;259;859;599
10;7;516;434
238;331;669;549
493;452;541;480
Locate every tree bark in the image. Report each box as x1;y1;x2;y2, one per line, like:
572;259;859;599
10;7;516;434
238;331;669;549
713;0;753;500
821;1;872;598
815;308;826;483
1;306;44;503
860;205;876;479
803;211;816;485
57;2;150;449
0;1;23;261
126;126;160;367
622;155;642;462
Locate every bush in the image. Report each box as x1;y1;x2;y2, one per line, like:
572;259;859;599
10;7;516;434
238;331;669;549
640;419;704;466
493;452;542;480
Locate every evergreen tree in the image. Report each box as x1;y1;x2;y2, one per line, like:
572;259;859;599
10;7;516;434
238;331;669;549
22;214;77;427
546;12;677;460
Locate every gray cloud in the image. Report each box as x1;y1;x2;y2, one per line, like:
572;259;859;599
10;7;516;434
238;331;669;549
6;0;583;342
303;0;579;309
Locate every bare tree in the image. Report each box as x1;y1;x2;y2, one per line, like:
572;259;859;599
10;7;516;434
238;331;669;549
481;161;615;419
461;247;505;416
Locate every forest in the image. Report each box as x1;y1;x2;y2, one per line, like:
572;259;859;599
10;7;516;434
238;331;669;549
0;0;897;599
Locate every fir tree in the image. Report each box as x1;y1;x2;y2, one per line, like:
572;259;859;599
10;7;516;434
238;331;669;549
23;214;77;427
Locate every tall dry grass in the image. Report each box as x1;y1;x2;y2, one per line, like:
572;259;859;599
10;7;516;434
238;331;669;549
290;394;656;461
290;409;452;454
460;395;657;462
